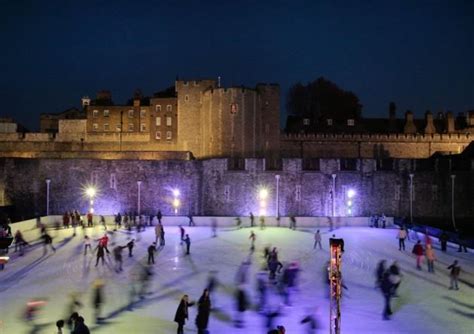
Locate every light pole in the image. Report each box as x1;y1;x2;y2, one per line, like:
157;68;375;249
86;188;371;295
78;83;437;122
450;174;456;230
137;181;142;216
85;187;96;213
275;175;280;218
172;189;180;215
45;179;51;216
409;174;414;224
331;174;336;217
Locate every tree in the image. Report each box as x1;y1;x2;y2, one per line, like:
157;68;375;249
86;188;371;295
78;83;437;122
286;77;362;121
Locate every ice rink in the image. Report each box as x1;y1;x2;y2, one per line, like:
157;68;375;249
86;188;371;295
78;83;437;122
0;221;473;334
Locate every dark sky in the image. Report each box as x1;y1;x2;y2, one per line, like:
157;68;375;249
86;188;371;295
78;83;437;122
1;0;473;131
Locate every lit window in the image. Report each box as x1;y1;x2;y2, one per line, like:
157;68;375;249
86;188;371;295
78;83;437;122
116;124;121;132
104;123;109;131
128;110;134;118
327;119;333;126
166;105;172;111
166;131;172;140
166;116;172;126
155;116;161;126
92;123;98;131
156;105;161;112
155;131;161;140
303;118;310;125
347;119;355;126
128;123;134;131
93;110;99;118
140;123;146;132
140;110;146;118
103;110;109;117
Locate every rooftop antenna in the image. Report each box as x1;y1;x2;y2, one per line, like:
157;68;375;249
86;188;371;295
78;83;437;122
218;76;221;88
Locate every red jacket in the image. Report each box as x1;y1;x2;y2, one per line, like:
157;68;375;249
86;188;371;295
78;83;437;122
412;244;424;256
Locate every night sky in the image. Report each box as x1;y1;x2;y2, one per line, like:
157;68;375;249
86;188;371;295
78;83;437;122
1;0;472;131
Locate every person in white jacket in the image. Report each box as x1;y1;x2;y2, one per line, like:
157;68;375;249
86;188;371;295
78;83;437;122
397;227;407;251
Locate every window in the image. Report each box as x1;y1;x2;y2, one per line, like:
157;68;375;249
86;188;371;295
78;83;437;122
92;123;98;131
110;173;116;190
224;185;230;202
92;110;99;118
128;123;134;131
156;105;162;112
116;124;121;132
140;110;146;118
295;185;302;202
103;110;110;117
155;131;161;140
166;105;172;112
327;119;333;126
303;158;320;171
185;95;189;102
166;131;172;140
303;118;310;125
128;110;134;118
376;159;394;171
340;159;357;171
166;116;172;126
155;117;161;126
103;123;109;131
140;123;146;132
347;119;355;126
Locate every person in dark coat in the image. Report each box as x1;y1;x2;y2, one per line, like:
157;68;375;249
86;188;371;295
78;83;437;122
195;289;211;334
184;234;191;255
439;231;449;252
375;260;386;288
42;232;56;255
234;287;248;328
457;230;468;253
380;271;393;320
148;243;156;264
95;245;106;267
92;279;104;323
127;239;135;257
174;294;195;334
156;210;163;224
72;316;90;334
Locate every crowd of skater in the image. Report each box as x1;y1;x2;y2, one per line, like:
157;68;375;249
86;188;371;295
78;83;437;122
0;211;471;333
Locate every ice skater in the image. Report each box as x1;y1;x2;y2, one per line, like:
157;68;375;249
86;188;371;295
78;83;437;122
42;231;56;255
206;270;220;309
156;210;163;224
155;223;162;244
259;216;265;230
92;279;105;323
127;239;135;257
195;289;211;334
313;230;322;249
84;235;92;255
179;225;185;244
234;286;248;328
375;260;386;288
235;216;242;229
113;243;126;272
184;234;191;255
412;240;424;270
447;260;461;290
148;242;156;264
249;212;255;227
14;229;27;255
397;226;407;251
95;244;106;266
188;214;195;226
289;215;297;230
174;294;195;334
425;244;436;273
381;271;393;320
439;231;449;252
249;230;256;252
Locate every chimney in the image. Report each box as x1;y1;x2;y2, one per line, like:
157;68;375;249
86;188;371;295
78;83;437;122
424;111;435;134
403;110;417;134
445;111;455;133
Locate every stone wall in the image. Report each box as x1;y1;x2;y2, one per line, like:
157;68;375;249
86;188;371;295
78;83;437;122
0;157;472;221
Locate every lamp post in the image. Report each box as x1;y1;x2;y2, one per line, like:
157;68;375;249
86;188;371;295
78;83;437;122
85;187;96;214
172;189;180;215
275;175;280;218
450;174;456;230
258;188;268;216
45;179;51;216
137;181;142;216
331;174;336;217
409;174;414;224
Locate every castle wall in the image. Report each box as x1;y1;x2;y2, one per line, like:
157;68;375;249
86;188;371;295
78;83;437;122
1;157;472;221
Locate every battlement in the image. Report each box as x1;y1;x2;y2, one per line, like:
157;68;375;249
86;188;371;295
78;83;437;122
282;132;472;142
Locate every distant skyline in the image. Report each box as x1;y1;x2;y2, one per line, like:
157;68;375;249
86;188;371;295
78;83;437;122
1;0;473;130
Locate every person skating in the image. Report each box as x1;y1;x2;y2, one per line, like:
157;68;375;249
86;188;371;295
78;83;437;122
63;212;70;229
154;224;162;244
156;210;163;224
127;239;135;257
381;271;393;320
42;232;56;255
206;270;220;309
159;223;166;247
447;260;461;290
249;230;256;252
83;235;91;256
174;294;195;334
425;244;436;273
195;289;211;334
397;226;407;251
375;260;386;288
259;216;265;230
457;230;468;253
289;216;297;230
439;231;449;252
86;212;93;227
234;286;248;328
188;214;195;226
184;234;191;255
92;279;105;323
249;212;255;227
100;215;107;230
235;216;242;229
313;230;322;249
179;225;185;244
388;261;402;297
98;234;110;254
412;241;424;270
95;245;106;266
14;229;26;255
72;316;90;334
113;244;126;272
148;242;156;264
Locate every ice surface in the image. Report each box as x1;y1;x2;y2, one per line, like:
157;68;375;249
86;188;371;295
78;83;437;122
0;221;473;334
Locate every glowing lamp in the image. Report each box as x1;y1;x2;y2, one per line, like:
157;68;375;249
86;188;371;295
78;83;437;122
86;187;96;198
347;189;355;199
172;189;180;197
259;188;268;200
